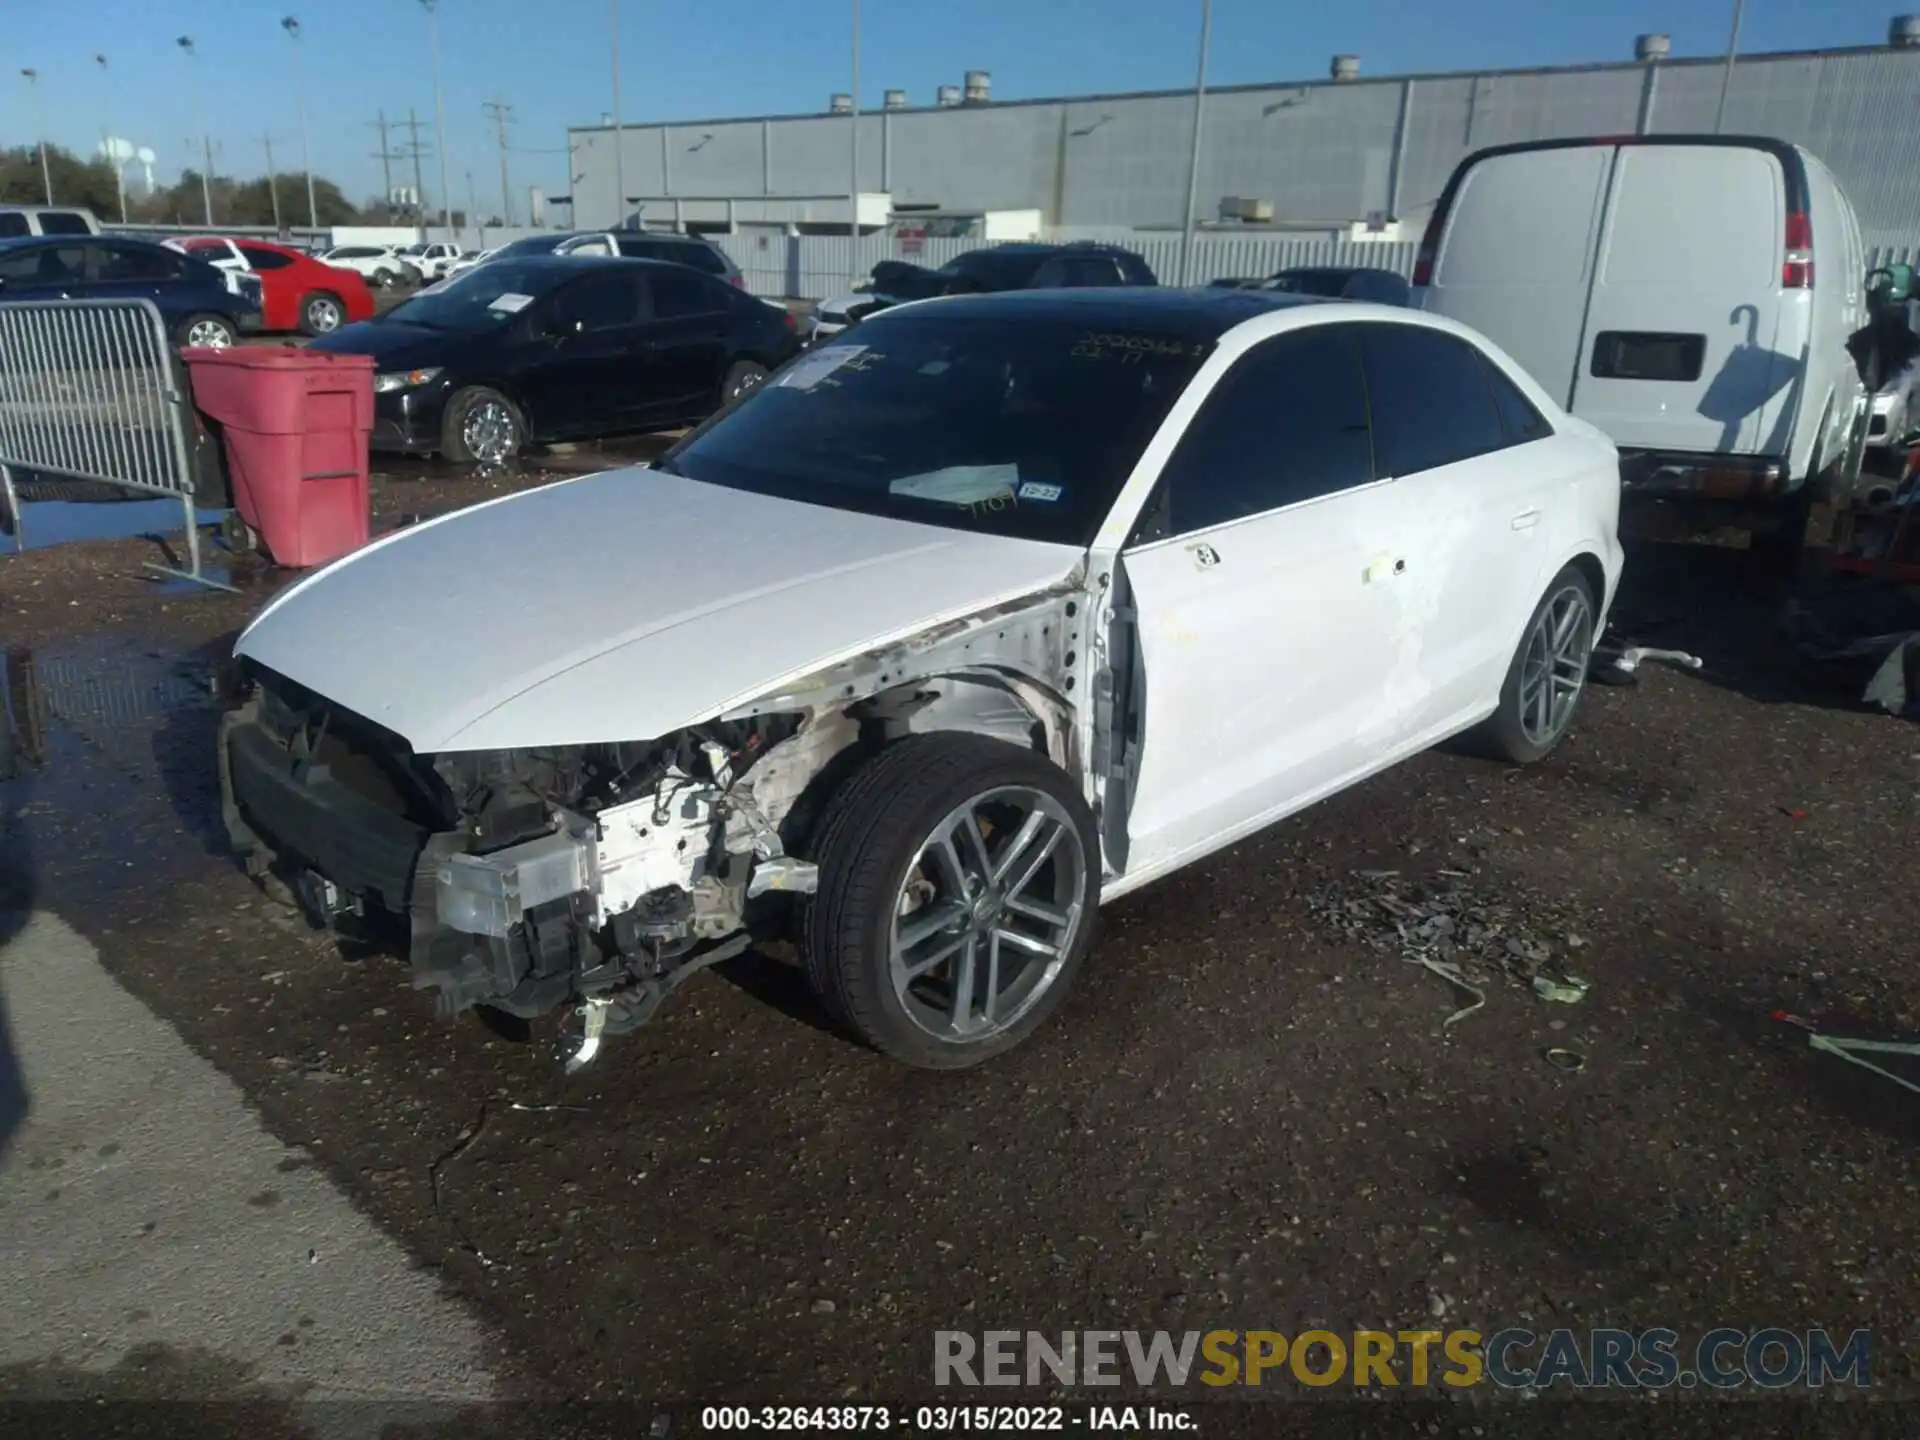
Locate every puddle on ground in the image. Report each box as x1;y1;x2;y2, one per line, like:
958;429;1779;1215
371;432;679;486
1;635;232;920
4;498;230;553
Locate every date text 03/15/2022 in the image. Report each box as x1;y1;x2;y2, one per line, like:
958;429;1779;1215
698;1405;1190;1432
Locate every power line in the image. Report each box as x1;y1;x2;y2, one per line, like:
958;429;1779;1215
395;107;433;217
368;110;403;204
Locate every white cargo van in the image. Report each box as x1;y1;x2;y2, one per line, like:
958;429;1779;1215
1416;136;1873;558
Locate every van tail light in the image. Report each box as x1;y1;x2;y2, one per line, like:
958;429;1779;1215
1411;205;1445;286
1783;210;1814;289
780;310;797;332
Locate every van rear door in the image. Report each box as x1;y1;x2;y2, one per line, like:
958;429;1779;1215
1426;145;1612;408
1573;144;1792;456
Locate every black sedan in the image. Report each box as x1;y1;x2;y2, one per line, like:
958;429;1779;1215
308;255;801;463
0;235;259;347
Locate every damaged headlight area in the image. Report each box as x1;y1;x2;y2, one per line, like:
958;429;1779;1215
218;665;817;1066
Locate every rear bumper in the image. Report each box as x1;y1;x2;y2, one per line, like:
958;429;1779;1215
1619;451;1790;504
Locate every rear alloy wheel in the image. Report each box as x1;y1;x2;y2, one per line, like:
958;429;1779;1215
802;732;1100;1069
723;360;769;403
1473;565;1597;764
441;386;524;466
179;313;237;349
300;292;345;335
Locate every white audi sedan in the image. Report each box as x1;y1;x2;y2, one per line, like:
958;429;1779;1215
220;290;1622;1072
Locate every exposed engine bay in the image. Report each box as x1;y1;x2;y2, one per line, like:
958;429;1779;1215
217;579;1093;1070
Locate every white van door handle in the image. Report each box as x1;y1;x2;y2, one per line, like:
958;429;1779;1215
1511;509;1542;531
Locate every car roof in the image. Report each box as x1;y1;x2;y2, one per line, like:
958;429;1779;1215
871;286;1324;340
0;233;166;251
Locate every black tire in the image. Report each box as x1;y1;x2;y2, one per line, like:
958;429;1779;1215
800;732;1100;1070
176;312;237;349
1470;564;1598;765
299;291;346;336
722;359;769;404
440;386;525;465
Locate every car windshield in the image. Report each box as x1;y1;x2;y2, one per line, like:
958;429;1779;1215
382;262;557;331
658;313;1210;546
400;243;430;256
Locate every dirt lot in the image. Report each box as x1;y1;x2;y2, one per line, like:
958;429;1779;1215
2;464;1918;1435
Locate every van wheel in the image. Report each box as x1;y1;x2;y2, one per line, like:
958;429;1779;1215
1745;490;1813;586
800;733;1100;1070
1471;565;1597;764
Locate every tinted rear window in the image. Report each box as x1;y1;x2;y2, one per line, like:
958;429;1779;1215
0;214;29;238
1360;324;1508;477
36;211;92;236
660;315;1210;545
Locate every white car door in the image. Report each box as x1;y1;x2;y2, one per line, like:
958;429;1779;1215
1116;325;1416;876
1352;322;1553;735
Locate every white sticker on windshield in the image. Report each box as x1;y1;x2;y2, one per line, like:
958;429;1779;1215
778;344;870;391
489;292;534;313
888;464;1019;507
1017;482;1063;503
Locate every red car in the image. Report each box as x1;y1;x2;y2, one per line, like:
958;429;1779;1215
174;237;375;336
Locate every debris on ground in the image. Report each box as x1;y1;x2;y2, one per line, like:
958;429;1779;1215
1774;1011;1920;1094
1782;580;1920;718
1305;868;1590;1026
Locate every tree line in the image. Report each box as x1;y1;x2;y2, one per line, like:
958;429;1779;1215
0;142;459;230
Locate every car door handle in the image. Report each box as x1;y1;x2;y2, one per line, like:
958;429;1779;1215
1511;509;1542;531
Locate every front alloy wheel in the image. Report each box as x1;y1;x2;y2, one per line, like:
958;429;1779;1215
183;316;235;349
1475;564;1598;764
461;399;519;465
890;787;1088;1043
803;732;1101;1069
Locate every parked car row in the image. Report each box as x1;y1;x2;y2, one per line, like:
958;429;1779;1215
308;253;800;462
0;234;260;348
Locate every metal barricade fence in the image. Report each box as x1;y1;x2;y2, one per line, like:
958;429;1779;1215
0;297;220;586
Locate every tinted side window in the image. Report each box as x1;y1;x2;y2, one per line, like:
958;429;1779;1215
1359;325;1507;477
1065;257;1125;287
0;245;85;287
678;244;727;275
237;245;293;270
1146;328;1375;539
1026;257;1070;289
38;211;93;236
552;272;644;330
1480;357;1553;445
1118;252;1157;285
92;245;183;282
0;214;28;238
651;271;724;319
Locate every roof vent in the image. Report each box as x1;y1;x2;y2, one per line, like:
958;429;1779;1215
829;93;853;115
1635;33;1671;61
883;89;907;111
936;84;962;108
1893;14;1920;46
1330;54;1359;81
963;70;991;104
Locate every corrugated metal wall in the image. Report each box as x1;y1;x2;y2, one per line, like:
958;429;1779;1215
573;46;1920;239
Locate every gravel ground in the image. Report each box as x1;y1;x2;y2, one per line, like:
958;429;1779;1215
3;476;1918;1433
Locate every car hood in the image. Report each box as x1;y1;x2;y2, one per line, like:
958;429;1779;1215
305;318;446;366
235;468;1084;753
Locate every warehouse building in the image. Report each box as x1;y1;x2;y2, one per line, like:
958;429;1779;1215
569;15;1920;252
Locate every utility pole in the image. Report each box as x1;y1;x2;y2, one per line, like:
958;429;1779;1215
1177;0;1213;288
848;0;860;289
176;36;215;225
19;70;51;205
609;0;626;228
482;97;516;226
468;169;484;248
96;55;126;222
421;0;454;237
1713;0;1746;134
282;18;319;231
369;110;403;213
261;134;283;231
396;108;432;222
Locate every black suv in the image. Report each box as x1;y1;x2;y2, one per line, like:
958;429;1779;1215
848;243;1157;324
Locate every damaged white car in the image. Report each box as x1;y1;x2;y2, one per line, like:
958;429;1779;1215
220;290;1623;1071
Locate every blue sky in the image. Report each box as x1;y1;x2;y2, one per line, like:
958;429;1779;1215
0;0;1899;210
